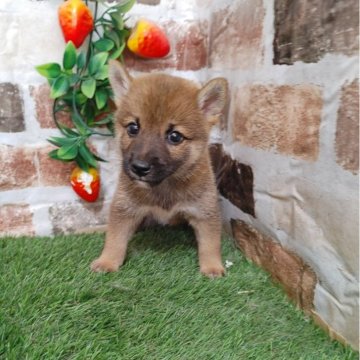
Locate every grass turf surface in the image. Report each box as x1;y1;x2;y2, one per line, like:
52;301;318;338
0;227;357;360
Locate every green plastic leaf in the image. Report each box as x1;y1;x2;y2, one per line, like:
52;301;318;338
49;149;72;161
81;78;96;98
95;88;108;110
63;41;77;70
58;124;79;137
48;136;78;147
94;38;114;52
115;0;136;13
109;42;126;60
117;29;130;42
75;92;88;105
35;63;61;79
57;142;79;160
110;11;124;29
69;73;80;86
94;65;109;80
50;75;70;99
79;145;98;168
71;112;90;136
105;30;120;48
89;52;108;76
77;52;87;69
75;153;90;172
82;101;96;125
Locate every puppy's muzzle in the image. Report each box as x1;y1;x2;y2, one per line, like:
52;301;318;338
130;160;151;177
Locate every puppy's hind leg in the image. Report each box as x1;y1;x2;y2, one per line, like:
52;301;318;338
91;206;141;273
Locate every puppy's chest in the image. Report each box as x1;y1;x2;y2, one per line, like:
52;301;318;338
144;204;198;224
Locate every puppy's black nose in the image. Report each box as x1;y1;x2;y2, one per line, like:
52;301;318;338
131;160;151;177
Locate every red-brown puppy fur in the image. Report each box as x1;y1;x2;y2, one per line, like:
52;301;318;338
91;60;228;278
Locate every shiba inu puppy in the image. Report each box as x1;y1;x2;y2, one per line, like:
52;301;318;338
91;60;228;278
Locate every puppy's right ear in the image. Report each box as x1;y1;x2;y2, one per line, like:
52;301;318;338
108;60;133;106
198;78;228;126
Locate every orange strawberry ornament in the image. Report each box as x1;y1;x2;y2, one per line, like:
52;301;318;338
127;19;170;58
70;166;100;202
58;0;94;48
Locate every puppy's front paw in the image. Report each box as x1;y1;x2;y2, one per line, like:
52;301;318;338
200;264;225;279
90;258;120;273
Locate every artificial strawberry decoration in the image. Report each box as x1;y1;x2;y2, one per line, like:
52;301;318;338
58;0;94;48
127;19;170;58
71;166;100;202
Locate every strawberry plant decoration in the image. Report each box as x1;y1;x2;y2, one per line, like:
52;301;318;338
35;0;136;173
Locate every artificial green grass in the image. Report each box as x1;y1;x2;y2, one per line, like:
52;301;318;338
0;227;357;360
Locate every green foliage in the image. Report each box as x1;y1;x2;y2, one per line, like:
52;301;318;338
35;0;135;171
63;41;77;70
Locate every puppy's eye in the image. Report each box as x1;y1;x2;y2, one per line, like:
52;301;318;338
167;130;184;145
127;122;139;137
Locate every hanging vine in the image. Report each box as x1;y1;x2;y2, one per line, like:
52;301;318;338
36;0;136;172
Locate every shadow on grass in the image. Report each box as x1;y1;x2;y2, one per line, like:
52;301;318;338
129;224;197;254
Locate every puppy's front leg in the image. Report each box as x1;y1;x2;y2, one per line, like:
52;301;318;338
191;217;225;278
91;206;140;273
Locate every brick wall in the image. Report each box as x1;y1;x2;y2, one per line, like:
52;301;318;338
0;0;210;237
211;0;359;350
0;0;358;350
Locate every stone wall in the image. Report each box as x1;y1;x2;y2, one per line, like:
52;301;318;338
0;0;358;350
0;0;210;236
210;0;359;350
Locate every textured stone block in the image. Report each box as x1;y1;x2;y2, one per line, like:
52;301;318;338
0;204;35;236
274;0;359;64
209;1;264;70
0;145;37;191
49;201;107;235
37;147;76;187
232;84;322;161
30;84;71;128
0;14;20;72
137;0;160;4
209;144;255;217
335;80;359;173
124;20;208;72
0;83;25;132
231;219;317;312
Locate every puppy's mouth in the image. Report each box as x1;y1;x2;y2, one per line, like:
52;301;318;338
131;175;162;187
124;162;165;187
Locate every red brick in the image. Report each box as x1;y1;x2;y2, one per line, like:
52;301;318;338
335;80;359;173
0;145;38;191
175;21;208;71
123;47;176;72
231;219;317;312
209;1;265;70
30;84;72;129
232;84;322;161
37;147;76;187
0;204;35;236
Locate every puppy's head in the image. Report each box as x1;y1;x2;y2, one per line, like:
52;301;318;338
109;60;227;186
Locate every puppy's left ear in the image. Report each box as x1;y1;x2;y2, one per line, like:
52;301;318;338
198;78;228;126
108;59;133;106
